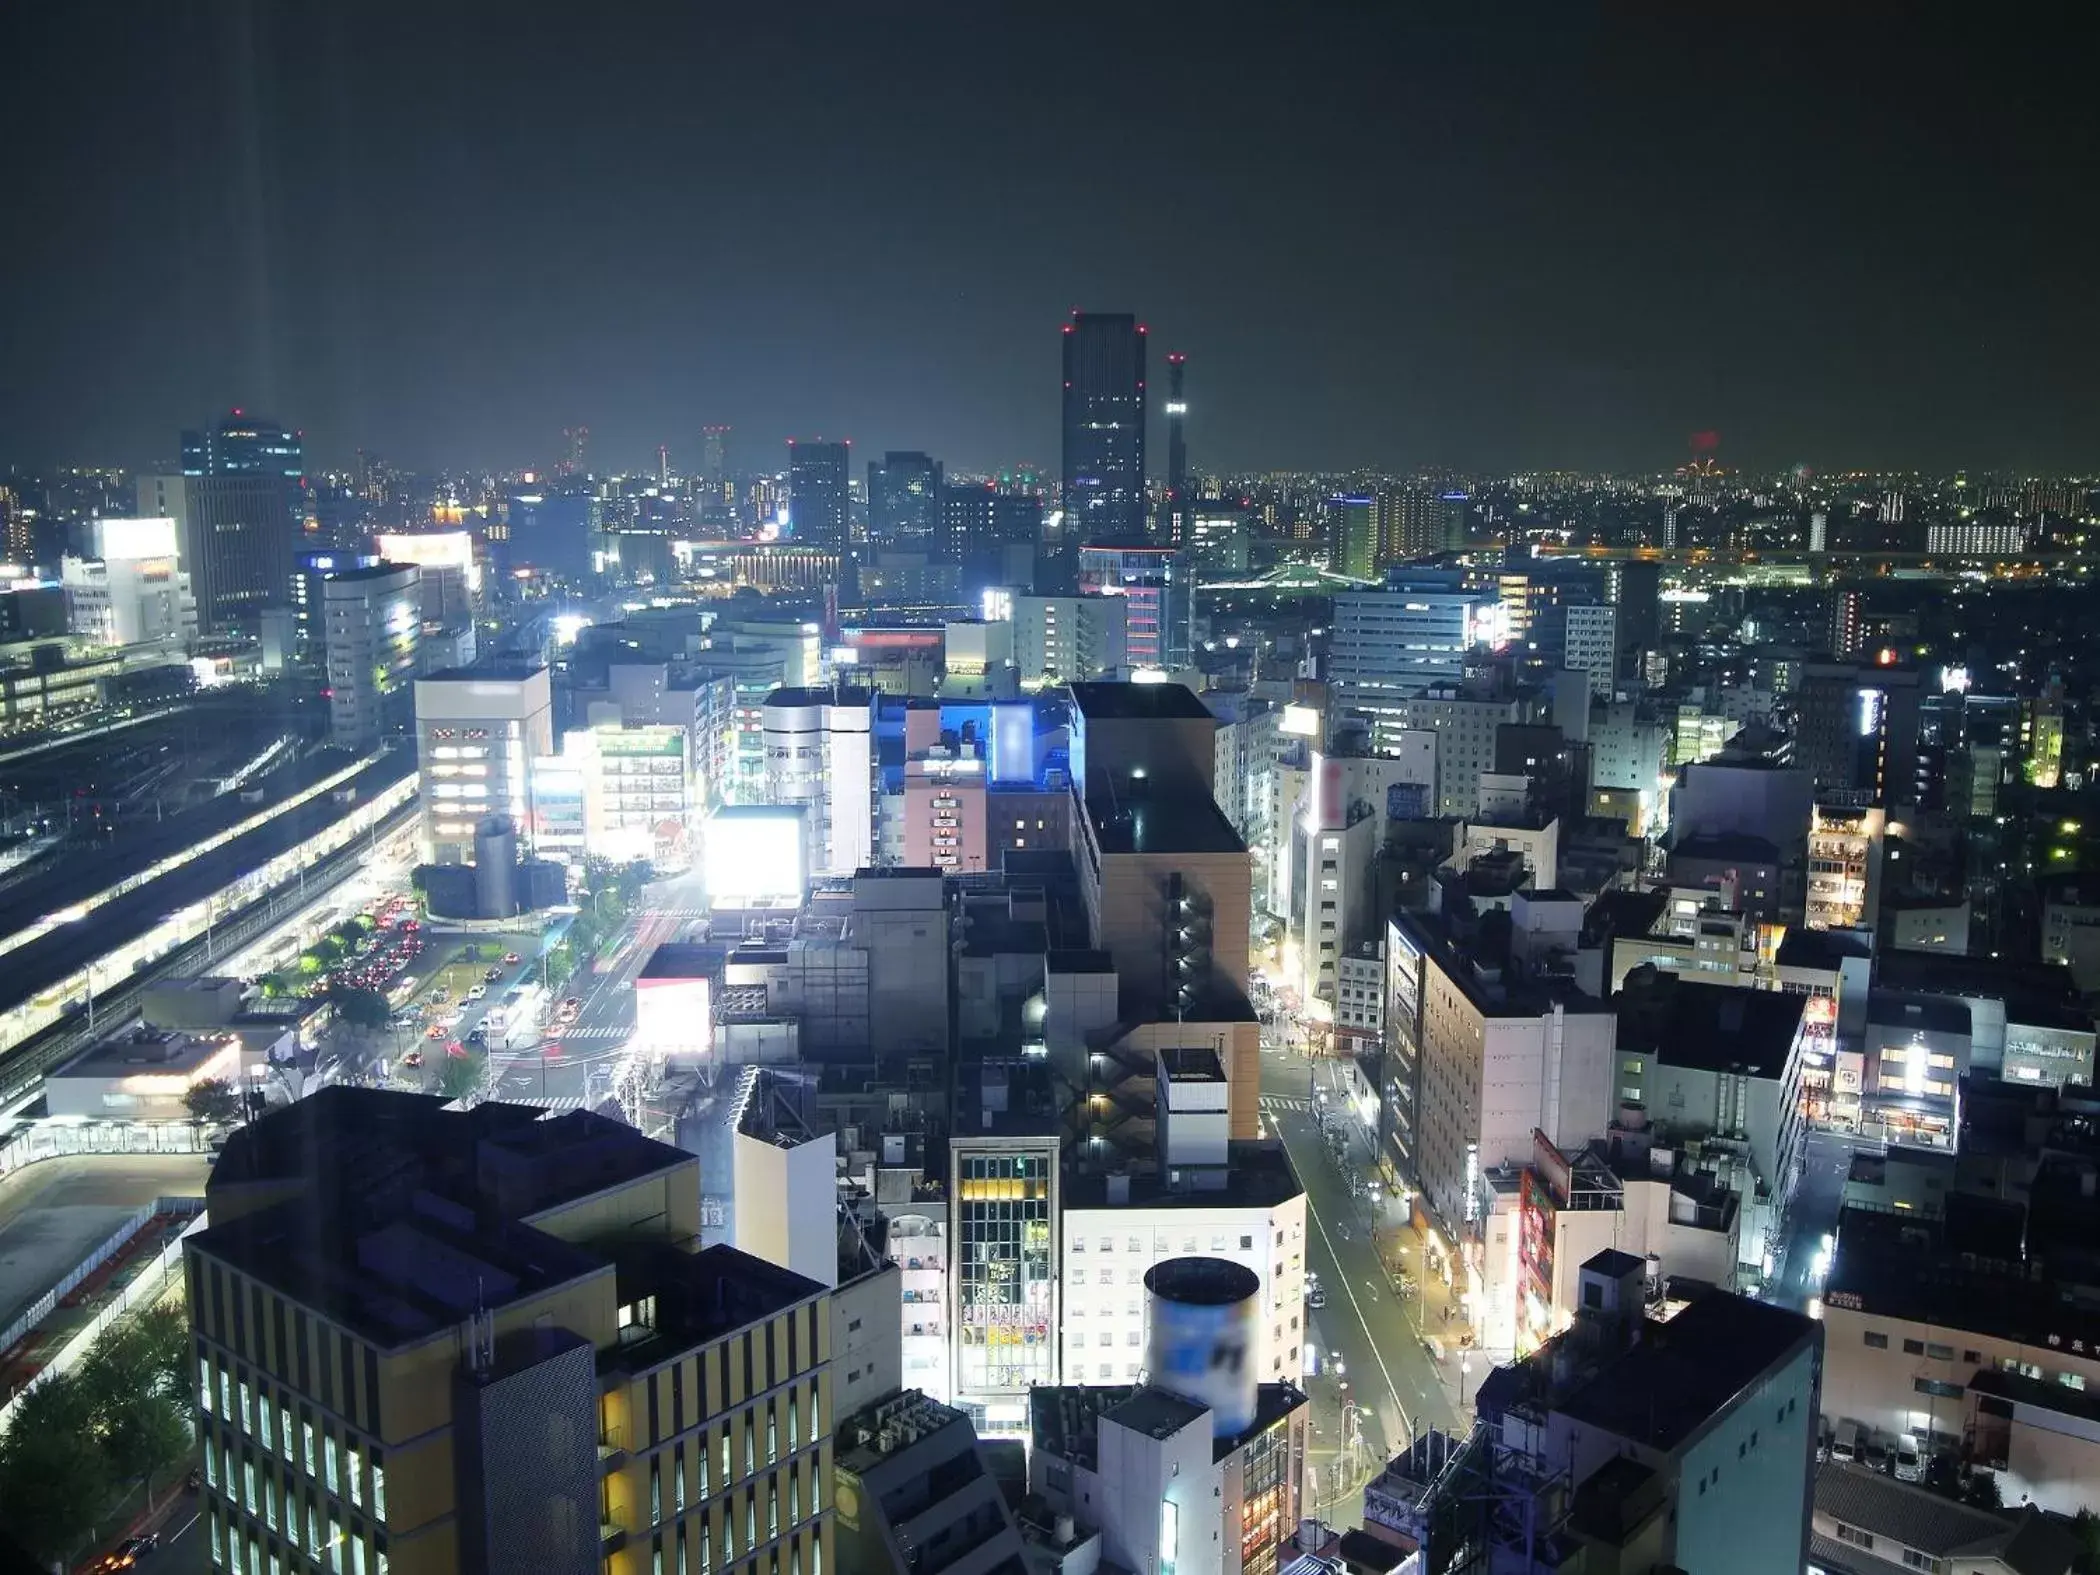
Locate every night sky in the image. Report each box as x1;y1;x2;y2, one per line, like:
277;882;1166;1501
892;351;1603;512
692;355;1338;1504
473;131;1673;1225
3;4;2094;476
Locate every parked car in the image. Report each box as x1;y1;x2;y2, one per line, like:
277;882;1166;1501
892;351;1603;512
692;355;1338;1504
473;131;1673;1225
1893;1438;1923;1482
466;983;488;1001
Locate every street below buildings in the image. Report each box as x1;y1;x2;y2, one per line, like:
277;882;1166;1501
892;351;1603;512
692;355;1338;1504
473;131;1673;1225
1259;1050;1458;1525
1769;1126;1857;1313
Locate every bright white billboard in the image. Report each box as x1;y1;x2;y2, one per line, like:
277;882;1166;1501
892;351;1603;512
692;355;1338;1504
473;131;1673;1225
705;806;806;908
94;517;180;562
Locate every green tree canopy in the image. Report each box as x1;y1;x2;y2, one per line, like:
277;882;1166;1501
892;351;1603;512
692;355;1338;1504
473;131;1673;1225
329;986;393;1030
183;1078;243;1127
436;1047;488;1103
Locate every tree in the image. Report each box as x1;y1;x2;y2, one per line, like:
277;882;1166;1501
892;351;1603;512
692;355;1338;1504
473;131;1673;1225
1961;1469;2002;1510
0;1370;118;1564
75;1320;190;1495
436;1047;488;1103
2070;1507;2100;1575
183;1078;243;1128
329;986;392;1031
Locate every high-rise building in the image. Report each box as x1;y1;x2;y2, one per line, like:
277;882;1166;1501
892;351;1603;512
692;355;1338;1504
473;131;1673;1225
143;450;300;634
867;451;943;552
413;661;555;863
1012;593;1128;685
1161;351;1190;545
939;486;1041;563
60;517;197;648
787;440;851;552
1375;484;1453;565
322;564;421;749
832;1391;1025;1575
1060;311;1147;547
1327;575;1478;723
181;410;304;483
187;1087;836;1575
1334;495;1378;580
1075;543;1187;670
286;550;377;670
761;686;876;875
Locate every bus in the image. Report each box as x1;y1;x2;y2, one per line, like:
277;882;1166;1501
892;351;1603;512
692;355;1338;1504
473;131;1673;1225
490;982;548;1049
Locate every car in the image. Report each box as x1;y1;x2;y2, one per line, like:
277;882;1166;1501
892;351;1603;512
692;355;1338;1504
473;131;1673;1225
1893;1438;1923;1482
466;1028;485;1046
1306;1285;1327;1309
503;952;521;965
426;1024;446;1039
444;1040;466;1057
400;1049;424;1068
466;984;487;1001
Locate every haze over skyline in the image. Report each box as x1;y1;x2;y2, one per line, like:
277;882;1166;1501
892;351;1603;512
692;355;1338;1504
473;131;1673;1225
3;4;2094;476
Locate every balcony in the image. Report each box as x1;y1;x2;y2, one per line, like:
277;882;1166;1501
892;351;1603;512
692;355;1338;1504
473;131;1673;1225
598;1424;629;1470
599;1509;629;1551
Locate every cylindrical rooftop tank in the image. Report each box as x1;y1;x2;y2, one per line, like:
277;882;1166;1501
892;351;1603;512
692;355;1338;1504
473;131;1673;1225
1144;1255;1260;1436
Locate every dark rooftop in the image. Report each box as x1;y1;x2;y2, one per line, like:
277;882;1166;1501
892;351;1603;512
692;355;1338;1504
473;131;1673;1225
1029;1381;1307;1472
1084;787;1245;856
640;943;726;980
1616;972;1806;1080
1776;927;1874;970
1159;1045;1226;1082
1068;681;1214;722
1394;909;1612;1020
326;562;418;583
1876;949;2091;1032
1552;1291;1817;1454
1061;1142;1303;1213
1579;887;1670;948
1823;1202;2100;1355
420;659;546;683
1866;990;1972;1037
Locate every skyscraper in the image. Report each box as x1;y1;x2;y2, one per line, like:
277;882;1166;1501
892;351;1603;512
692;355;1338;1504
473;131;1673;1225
163;410;308;631
868;451;943;551
701;424;733;525
1334;495;1378;580
788;439;851;552
1060;311;1147;547
1161;351;1189;545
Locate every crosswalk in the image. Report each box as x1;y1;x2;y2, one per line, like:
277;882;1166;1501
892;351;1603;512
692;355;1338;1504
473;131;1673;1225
551;1025;630;1042
1262;1095;1314;1114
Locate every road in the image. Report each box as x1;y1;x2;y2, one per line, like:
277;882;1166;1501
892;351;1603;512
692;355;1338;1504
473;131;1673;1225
0;1153;210;1332
1769;1126;1856;1312
489;868;712;1103
1259;1051;1456;1522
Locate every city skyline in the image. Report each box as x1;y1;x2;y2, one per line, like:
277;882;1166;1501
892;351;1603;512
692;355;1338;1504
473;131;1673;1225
2;7;2095;477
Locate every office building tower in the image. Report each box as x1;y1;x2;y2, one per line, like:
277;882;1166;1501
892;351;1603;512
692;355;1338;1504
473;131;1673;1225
1060;311;1147;546
867;452;943;552
182;410;304;484
787;439;851;552
286;550;378;669
60;517;197;648
187;1087;835;1575
1013;594;1128;685
322;564;422;749
1389;906;1616;1233
1606;558;1661;656
1333;495;1378;580
761;686;876;876
939;486;1042;562
1161;351;1190;546
144;450;299;635
413;661;555;864
1562;602;1618;701
1326;574;1477;721
1075;543;1186;670
371;531;483;628
950;1120;1062;1428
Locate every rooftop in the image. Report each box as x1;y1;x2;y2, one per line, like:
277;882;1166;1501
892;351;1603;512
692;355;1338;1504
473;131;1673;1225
1866;990;1973;1037
1159;1045;1226;1083
639;942;726;980
1875;949;2090;1031
1549;1291;1818;1454
1029;1381;1307;1471
1811;1462;2074;1575
765;684;874;708
1084;787;1245;856
1670;831;1783;864
420;659;546;683
1068;681;1214;722
1394;909;1613;1021
1775;927;1874;970
1616;971;1806;1080
1823;1202;2100;1353
1061;1142;1304;1213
